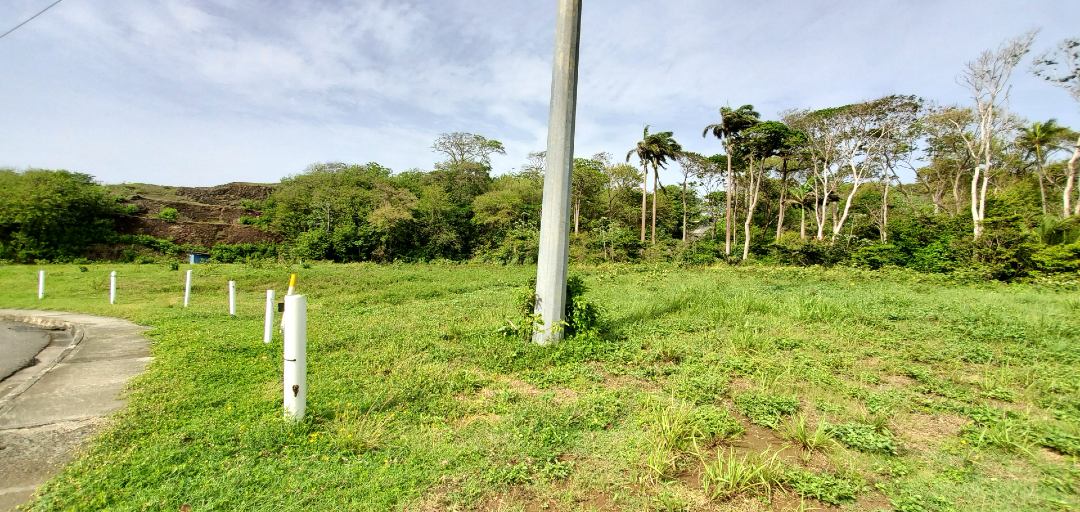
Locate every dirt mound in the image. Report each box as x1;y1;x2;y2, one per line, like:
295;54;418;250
124;197;255;224
115;217;281;249
174;183;274;206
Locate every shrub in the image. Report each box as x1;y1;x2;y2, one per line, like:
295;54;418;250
157;208;179;222
210;242;279;263
294;230;332;261
769;233;850;267
851;243;904;270
511;274;604;340
238;216;271;228
1030;243;1080;274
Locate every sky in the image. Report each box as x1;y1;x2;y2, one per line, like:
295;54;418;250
1;0;1078;187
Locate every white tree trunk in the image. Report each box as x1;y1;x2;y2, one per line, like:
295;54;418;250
743;163;761;261
1065;136;1079;218
832;157;863;240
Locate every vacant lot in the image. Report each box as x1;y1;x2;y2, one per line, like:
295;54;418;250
1;263;1077;511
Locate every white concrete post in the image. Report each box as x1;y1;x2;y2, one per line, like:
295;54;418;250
38;270;44;299
533;0;582;345
228;281;236;316
264;290;275;343
184;270;192;307
109;271;116;304
283;294;307;423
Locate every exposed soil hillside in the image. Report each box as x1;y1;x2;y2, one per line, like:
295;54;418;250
116;217;281;248
123;197;253;224
106;182;274;206
106;182;279;249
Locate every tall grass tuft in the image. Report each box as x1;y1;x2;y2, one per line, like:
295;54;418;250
699;447;784;500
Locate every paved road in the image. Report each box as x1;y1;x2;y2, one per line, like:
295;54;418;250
0;321;51;382
0;311;151;512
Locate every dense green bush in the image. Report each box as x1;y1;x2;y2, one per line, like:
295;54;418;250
210;242;280;263
156;208;179;222
769;233;851;266
0;169;118;262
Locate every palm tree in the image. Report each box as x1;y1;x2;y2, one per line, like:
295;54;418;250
628;125;659;243
703;105;760;255
647;131;682;245
628;127;682;244
1017;119;1069;214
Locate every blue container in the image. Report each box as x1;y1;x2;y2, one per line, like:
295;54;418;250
188;253;211;264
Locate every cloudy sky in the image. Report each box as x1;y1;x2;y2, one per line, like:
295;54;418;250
1;0;1078;187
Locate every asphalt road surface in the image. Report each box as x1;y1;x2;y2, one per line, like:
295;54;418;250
0;321;51;382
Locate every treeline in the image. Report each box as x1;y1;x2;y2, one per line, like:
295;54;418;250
3;34;1080;281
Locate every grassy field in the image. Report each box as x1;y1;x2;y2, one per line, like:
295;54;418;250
1;262;1078;511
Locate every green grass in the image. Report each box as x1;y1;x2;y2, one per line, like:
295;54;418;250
1;262;1078;511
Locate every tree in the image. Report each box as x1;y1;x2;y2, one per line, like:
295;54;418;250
676;152;711;242
958;30;1038;238
783;107;842;240
0;169;117;262
922;106;979;216
431;132;507;167
735;121;790;259
703;105;760;254
1033;38;1080;217
627;126;682;244
571;158;607;235
646;132;683;245
771;127;808;241
1016;119;1070;214
697;155;727;240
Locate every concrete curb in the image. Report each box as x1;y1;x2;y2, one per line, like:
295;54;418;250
0;316;85;416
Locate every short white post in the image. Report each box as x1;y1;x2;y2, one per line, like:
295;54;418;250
38;270;44;299
263;290;275;343
283;294;307;423
184;270;192;307
228;281;236;316
109;271;116;304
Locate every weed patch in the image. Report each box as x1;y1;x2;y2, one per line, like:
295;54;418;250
734;393;800;427
827;423;899;455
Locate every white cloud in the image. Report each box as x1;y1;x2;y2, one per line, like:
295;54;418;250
0;0;1077;186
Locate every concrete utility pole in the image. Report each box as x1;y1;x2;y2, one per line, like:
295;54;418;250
533;0;582;345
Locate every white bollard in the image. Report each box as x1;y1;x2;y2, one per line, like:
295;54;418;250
110;271;116;304
228;281;236;316
263;290;275;343
184;270;192;307
283;294;307;423
38;270;44;299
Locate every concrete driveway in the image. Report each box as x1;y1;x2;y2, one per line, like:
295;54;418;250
0;310;152;511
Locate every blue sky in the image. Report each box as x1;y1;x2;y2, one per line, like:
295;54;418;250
1;0;1078;186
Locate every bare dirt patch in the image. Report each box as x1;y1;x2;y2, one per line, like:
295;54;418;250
601;373;660;393
879;374;917;389
892;412;967;452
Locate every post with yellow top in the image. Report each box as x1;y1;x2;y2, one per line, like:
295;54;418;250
281;274;298;331
286;274;298;296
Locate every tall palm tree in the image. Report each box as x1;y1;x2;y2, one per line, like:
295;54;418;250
703;105;760;255
628;125;659;243
1017;119;1069;214
647;131;682;245
627;127;682;244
